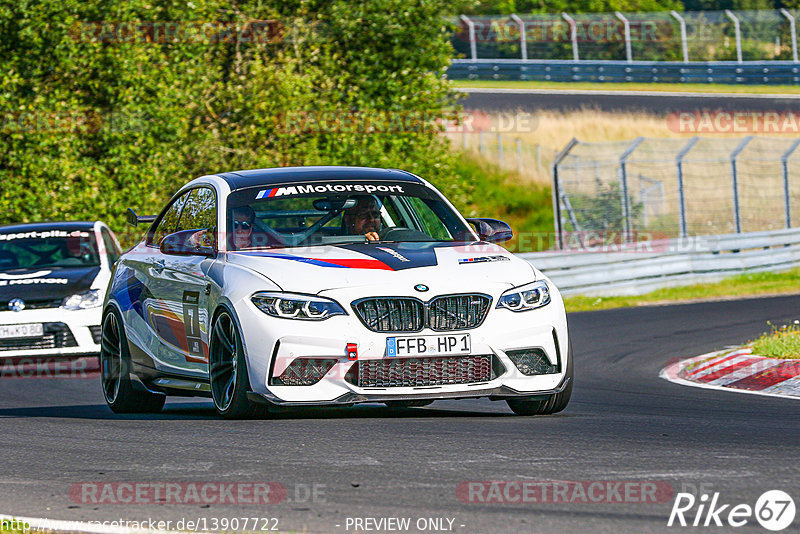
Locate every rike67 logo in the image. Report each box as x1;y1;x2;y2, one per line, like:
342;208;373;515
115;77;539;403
668;490;795;531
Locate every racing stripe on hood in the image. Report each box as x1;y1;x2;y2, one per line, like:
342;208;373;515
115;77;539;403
236;251;393;270
336;242;445;270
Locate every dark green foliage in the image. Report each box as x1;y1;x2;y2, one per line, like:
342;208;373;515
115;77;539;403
0;0;465;245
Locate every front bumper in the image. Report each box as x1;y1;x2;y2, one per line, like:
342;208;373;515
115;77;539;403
236;282;570;405
0;307;102;358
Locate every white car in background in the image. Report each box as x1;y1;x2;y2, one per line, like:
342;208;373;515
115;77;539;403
0;221;122;359
102;167;573;417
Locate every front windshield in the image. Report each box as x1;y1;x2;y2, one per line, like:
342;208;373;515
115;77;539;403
0;229;100;270
226;181;474;250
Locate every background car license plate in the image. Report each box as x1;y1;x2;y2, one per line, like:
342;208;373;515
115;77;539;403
0;323;44;339
386;334;470;357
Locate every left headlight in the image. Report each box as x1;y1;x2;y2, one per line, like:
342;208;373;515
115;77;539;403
62;289;103;310
496;280;550;311
251;292;347;321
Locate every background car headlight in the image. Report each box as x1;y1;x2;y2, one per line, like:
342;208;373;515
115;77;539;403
251;292;346;320
62;289;102;310
496;280;550;311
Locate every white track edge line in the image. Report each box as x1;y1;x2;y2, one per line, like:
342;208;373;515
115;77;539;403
0;514;187;534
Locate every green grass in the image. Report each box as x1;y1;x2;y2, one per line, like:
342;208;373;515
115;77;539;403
564;269;800;312
451;79;800;94
449;153;554;252
752;322;800;359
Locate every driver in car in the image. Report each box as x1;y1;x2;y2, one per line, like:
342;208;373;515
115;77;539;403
342;195;381;242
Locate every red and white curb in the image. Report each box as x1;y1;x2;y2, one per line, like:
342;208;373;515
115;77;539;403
660;347;800;400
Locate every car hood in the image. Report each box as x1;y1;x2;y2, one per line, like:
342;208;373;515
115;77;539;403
0;266;100;302
224;242;536;294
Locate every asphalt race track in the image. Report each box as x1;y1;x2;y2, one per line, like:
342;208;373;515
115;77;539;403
1;295;799;533
458;88;800;114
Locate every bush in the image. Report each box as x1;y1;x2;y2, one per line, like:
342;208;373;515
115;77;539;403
0;0;469;245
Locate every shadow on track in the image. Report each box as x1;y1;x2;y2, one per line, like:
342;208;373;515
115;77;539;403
0;401;545;420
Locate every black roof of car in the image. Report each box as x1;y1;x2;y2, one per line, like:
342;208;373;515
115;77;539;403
0;221;96;233
216;166;424;190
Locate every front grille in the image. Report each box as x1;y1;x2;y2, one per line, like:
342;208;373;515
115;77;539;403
0;322;78;352
346;354;495;388
353;294;491;333
353;298;425;332
89;326;102;344
0;298;62;311
428;295;491;331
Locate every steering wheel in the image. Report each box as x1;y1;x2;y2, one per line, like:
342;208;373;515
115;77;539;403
377;227;432;242
378;227;407;241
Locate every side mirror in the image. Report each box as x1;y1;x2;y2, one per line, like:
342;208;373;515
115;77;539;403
160;230;216;257
126;208;156;227
466;218;513;243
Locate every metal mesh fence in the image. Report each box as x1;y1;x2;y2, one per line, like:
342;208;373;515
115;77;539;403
553;136;800;246
454;9;799;62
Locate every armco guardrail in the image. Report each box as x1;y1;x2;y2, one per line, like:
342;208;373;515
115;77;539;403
518;228;800;296
447;59;800;84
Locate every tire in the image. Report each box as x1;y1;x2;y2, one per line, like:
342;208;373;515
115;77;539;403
384;400;434;408
506;342;574;416
100;308;165;414
209;309;259;419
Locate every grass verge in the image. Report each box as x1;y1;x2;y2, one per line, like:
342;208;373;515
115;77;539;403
564;269;800;312
752;322;800;359
448;153;554;252
451;79;800;94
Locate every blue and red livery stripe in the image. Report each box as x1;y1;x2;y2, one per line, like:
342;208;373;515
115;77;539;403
256;188;278;199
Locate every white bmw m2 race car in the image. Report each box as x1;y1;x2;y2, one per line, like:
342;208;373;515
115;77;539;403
101;167;572;417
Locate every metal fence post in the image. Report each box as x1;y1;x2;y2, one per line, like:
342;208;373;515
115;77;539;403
781;138;800;228
516;138;523;175
670;10;689;63
780;8;799;62
552;138;579;250
536;144;541;170
497;133;503;167
730;136;753;234
460;15;478;61
725;10;743;64
510;14;527;61
479;131;485;154
562;13;579;61
615;11;632;62
676;137;699;238
619;137;645;240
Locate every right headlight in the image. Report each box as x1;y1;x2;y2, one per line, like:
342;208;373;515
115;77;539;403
496;280;550;312
251;292;347;321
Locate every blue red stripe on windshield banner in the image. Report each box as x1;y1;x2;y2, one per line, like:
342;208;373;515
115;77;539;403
256;188;278;199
